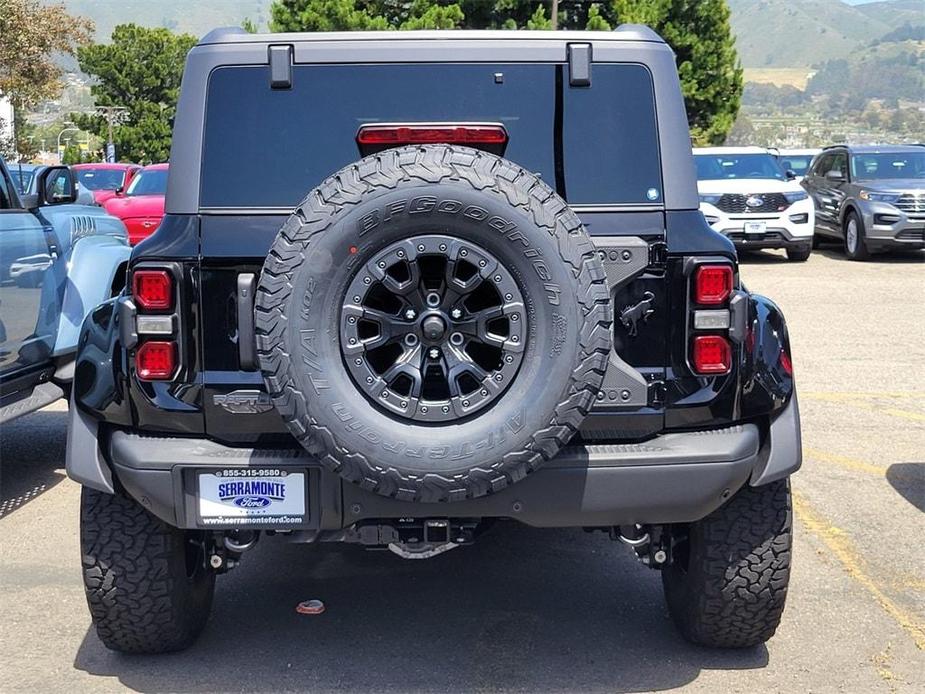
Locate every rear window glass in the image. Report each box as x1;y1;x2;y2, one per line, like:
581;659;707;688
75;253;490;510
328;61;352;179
201;62;662;208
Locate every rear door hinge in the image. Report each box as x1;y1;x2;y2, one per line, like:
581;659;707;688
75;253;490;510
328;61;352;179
647;380;667;407
648;241;668;268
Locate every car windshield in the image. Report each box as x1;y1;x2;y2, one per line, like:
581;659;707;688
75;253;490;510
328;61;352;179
850;152;925;180
9;168;34;194
76;168;126;190
694;153;785;181
779;155;814;176
126;169;168;196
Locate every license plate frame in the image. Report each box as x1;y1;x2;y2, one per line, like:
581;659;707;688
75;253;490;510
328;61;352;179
744;221;767;236
196;468;307;527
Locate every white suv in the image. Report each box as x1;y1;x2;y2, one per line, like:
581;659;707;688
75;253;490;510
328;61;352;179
694;146;815;262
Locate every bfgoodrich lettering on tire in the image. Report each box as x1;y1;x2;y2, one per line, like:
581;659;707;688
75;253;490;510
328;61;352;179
255;145;611;503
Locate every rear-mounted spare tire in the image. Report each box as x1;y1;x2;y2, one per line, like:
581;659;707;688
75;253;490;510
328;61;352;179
255;145;611;502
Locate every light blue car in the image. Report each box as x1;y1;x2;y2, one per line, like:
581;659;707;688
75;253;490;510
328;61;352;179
0;157;131;421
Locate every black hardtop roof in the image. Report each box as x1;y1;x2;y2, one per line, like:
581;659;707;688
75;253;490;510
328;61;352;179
198;25;666;47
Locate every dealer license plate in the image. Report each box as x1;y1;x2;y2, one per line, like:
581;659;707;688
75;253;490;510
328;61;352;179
744;221;767;235
198;469;306;525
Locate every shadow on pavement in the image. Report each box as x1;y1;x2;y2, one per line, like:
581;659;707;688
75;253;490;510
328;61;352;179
814;247;925;264
74;523;768;692
887;463;925;513
0;408;69;518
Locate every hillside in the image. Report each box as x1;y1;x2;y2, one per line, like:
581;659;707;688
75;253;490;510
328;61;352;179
49;0;924;66
727;0;921;67
54;0;272;41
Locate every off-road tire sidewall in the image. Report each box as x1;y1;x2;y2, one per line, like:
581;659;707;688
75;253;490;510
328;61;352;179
256;146;610;502
661;479;793;649
80;486;215;654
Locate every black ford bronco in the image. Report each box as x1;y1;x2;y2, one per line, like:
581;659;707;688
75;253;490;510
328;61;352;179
67;27;801;654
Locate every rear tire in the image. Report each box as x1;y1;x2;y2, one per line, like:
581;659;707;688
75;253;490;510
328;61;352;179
80;486;215;654
786;246;811;262
844;211;870;261
662;480;792;648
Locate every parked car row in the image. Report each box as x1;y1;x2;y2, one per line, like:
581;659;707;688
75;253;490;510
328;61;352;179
695;144;925;262
9;161;168;246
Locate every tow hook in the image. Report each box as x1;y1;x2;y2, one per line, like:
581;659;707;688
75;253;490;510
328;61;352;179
612;524;671;569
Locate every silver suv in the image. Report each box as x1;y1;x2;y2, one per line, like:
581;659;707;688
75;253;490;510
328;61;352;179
802;144;925;260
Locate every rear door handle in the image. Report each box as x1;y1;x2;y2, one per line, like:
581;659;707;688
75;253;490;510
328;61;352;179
237;273;258;370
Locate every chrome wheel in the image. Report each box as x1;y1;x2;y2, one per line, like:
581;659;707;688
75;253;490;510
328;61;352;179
846;218;858;254
341;235;527;422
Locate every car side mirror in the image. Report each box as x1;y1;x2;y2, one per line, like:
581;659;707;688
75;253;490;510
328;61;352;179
825;169;845;182
37;166;78;206
114;185;124;196
785;169;797;181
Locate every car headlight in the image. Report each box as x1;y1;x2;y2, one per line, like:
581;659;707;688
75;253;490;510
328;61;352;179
699;194;722;205
783;191;808;203
859;190;900;203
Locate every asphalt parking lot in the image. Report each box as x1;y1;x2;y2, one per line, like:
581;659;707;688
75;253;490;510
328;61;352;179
1;245;923;693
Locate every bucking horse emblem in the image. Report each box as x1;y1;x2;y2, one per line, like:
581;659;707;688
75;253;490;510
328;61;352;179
619;291;656;337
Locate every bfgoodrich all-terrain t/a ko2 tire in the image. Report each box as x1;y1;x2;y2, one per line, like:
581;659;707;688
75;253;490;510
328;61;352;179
661;479;793;648
80;486;215;654
255;145;611;503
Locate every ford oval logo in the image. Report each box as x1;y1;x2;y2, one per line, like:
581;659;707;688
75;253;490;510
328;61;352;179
745;195;764;208
233;496;271;508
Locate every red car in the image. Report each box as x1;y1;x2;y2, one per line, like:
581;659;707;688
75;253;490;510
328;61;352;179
71;163;141;205
102;163;168;245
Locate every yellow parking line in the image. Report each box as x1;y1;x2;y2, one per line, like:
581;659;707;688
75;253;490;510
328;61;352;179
792;489;925;651
802;391;924;401
804;447;886;477
881;408;925;423
802;393;925;423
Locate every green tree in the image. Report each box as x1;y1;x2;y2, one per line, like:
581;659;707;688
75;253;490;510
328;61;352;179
0;0;92;158
73;25;197;164
268;1;743;143
611;1;743;144
61;141;82;165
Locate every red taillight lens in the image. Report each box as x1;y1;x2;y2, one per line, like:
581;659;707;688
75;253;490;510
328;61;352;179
136;341;176;380
694;265;733;305
133;270;173;311
692;335;731;375
356;123;508;147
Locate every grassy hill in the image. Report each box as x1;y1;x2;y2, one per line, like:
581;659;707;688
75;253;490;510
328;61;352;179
727;0;916;67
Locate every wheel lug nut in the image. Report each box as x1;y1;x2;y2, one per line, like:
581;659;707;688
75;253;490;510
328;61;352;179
451;308;462;319
429;348;440;359
405;309;416;320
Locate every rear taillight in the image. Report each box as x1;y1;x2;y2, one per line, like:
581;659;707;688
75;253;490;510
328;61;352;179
692;335;731;374
689;261;735;376
132;269;173;311
135;341;176;380
356;123;508;154
131;266;179;381
694;265;733;305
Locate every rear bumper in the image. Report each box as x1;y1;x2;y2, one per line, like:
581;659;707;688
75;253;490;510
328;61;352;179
67;395;802;531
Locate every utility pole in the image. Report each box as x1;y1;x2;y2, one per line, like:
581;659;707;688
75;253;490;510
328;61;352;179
551;0;559;30
95;106;129;162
